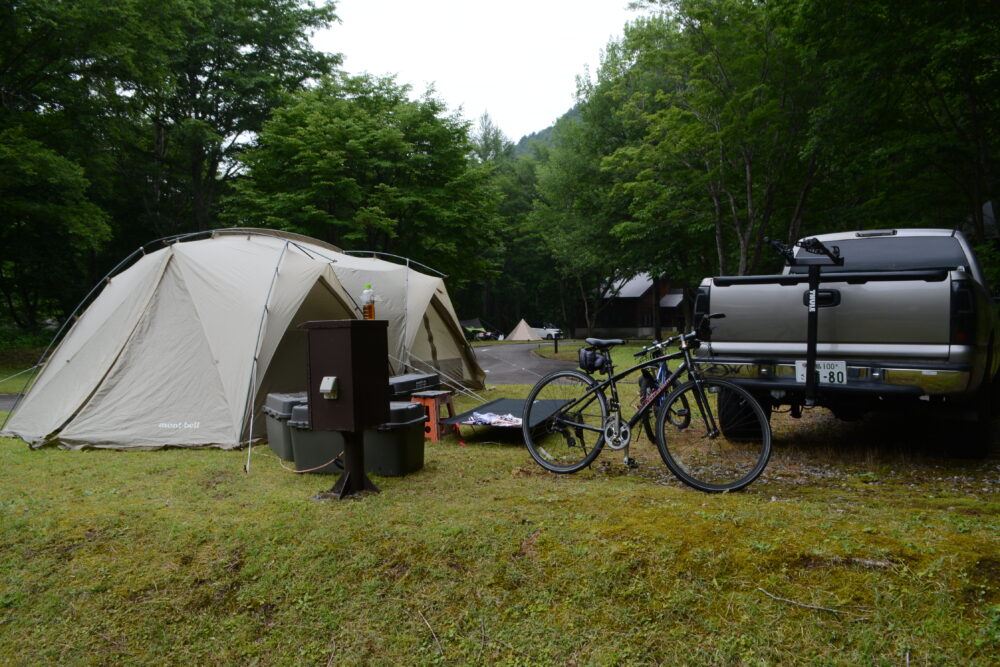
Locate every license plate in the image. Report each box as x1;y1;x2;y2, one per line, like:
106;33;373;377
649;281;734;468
794;360;847;384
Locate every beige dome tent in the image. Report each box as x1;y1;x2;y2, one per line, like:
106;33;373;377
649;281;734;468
506;318;541;341
2;229;483;450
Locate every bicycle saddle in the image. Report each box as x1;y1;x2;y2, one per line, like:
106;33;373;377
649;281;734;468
584;337;625;349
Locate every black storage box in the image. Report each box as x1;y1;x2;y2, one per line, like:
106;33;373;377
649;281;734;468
388;373;440;400
363;401;427;477
287;404;345;474
262;391;307;461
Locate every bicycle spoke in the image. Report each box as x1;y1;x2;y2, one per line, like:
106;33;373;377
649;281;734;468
657;379;771;492
523;370;607;473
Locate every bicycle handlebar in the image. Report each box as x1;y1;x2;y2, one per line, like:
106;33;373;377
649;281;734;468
633;312;725;358
633;326;715;358
634;338;674;358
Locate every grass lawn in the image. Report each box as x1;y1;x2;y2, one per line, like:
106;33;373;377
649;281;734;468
1;383;998;664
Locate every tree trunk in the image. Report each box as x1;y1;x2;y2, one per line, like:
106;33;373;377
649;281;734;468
682;286;699;332
576;278;591;337
191;149;222;232
652;274;663;341
710;191;726;275
558;280;569;338
0;274;27;330
787;156;816;244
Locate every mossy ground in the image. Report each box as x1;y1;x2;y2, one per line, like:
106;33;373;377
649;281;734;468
1;380;998;664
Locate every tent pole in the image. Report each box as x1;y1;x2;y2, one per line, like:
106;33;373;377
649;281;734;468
343;249;446;277
0;365;39;430
244;361;258;473
390;352;488;404
403;257;410;374
239;241;290;466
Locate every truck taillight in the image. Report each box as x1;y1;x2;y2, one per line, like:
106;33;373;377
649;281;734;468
694;286;711;333
951;278;975;345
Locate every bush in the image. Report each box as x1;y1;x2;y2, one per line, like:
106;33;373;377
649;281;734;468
0;327;52;353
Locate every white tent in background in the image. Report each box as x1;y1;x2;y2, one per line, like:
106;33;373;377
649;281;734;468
2;229;483;450
506;319;541;341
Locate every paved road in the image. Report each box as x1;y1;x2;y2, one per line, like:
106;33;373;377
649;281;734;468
474;341;577;385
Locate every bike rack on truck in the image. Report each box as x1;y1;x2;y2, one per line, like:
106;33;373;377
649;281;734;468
766;237;845;405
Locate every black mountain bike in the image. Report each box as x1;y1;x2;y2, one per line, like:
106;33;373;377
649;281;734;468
521;314;772;492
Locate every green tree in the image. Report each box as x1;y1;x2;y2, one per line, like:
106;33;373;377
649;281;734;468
0;0;338;328
0;0;178;326
0;0;176;122
0;129;109;328
459;117;570;333
140;0;339;234
605;2;820;277
227;73;501;286
795;0;1000;243
472;112;515;164
530;111;634;335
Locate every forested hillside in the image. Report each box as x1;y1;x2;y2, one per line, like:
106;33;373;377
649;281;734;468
2;0;998;337
513;107;576;157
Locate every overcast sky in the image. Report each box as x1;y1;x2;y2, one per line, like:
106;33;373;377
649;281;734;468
312;1;645;141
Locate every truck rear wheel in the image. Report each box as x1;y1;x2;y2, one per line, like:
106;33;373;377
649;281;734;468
961;347;998;459
964;380;996;459
719;389;772;438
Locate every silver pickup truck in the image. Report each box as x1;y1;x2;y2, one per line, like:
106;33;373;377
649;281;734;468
694;228;1000;455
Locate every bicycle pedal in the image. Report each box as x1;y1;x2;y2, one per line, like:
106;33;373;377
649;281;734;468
624;457;639;468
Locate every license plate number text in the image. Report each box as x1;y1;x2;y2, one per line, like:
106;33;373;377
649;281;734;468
794;360;847;384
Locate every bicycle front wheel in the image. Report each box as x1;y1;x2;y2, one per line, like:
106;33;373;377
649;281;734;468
655;379;771;492
522;370;608;473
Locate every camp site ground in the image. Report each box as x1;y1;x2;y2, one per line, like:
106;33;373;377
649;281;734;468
0;238;996;663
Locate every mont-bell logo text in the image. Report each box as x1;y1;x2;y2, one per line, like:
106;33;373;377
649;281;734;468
157;421;201;430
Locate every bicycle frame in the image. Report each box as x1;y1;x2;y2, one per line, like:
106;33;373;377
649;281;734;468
624;354;687;428
580;338;706;436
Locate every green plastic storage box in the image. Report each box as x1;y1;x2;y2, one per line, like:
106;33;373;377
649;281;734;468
363;401;427;477
262;391;307;460
287;405;345;474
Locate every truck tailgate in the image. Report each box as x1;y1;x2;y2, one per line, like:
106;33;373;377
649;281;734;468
706;274;953;361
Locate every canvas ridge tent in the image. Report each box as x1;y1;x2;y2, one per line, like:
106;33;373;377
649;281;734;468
506;319;541;341
2;229;483;450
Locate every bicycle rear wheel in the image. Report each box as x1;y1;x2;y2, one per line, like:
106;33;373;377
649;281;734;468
522;370;608;473
655;379;771;492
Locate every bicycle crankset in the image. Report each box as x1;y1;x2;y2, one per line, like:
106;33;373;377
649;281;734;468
604;418;631;451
